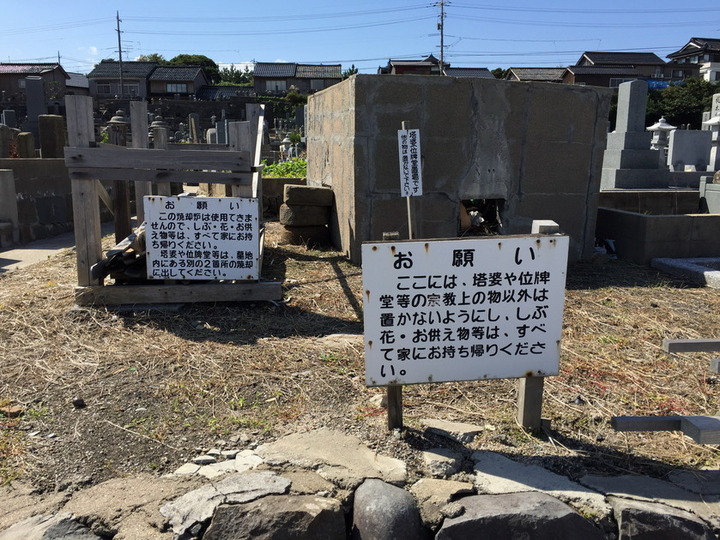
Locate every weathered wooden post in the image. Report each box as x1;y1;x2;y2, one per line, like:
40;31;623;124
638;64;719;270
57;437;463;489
107;110;131;243
516;219;561;432
130;100;150;224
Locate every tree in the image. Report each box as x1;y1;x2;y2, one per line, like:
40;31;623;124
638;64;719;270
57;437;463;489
219;64;253;86
491;67;509;80
342;64;359;79
646;78;720;129
169;54;220;83
136;53;167;64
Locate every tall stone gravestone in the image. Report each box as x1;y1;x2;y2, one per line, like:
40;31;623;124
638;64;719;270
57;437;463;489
600;80;670;189
667;130;712;171
21;76;46;142
1;110;17;129
706;93;720;171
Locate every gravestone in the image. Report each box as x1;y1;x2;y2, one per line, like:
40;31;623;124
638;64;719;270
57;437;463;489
16;132;35;158
0;124;13;158
600;80;671;189
705;93;720;171
21;76;46;141
188;113;200;143
38;115;65;158
667;130;713;171
1;110;17;128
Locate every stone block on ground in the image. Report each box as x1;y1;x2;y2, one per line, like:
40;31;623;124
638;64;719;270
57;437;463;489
422;418;484;444
421;447;463;478
203;495;345;540
435;492;604;540
279;225;330;247
279;204;330;227
409;478;475;528
609;496;715;540
351;478;429;540
0;512;100;540
160;471;291;538
284;184;334;207
255;429;407;489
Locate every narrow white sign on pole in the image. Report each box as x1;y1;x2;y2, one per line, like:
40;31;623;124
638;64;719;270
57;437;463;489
145;195;259;281
397;129;422;197
362;235;569;386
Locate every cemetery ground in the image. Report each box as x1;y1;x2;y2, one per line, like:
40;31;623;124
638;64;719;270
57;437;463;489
1;220;719;498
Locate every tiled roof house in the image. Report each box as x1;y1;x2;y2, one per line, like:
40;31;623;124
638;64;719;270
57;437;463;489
667;37;720;82
253;62;342;94
0;63;69;103
148;66;208;97
86;60;157;98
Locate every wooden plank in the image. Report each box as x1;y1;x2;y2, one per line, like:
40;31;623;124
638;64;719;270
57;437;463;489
662;338;720;353
517;376;545;431
130;101;151;224
75;281;283;306
64;146;251;172
386;385;403;430
65;95;102;287
69;168;253;186
71;178;103;286
611;416;682;432
680;416;720;444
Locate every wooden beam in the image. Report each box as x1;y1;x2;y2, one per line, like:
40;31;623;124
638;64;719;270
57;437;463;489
611;416;682;432
662;338;720;353
64;147;251;172
69;168;253;186
75;281;283;306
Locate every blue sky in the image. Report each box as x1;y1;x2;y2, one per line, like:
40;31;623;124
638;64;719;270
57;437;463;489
1;1;719;75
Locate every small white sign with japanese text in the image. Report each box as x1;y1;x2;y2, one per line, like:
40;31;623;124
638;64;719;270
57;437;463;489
397;129;422;197
145;196;259;281
362;235;569;386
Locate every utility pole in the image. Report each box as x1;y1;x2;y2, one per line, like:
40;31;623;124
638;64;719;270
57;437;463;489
436;1;448;75
116;11;124;98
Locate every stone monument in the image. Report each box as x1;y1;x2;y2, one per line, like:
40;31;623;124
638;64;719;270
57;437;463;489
600;80;670;189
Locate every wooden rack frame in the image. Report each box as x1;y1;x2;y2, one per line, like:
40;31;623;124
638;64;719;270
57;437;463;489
64;95;281;306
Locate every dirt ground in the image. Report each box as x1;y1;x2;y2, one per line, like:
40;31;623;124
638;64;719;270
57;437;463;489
1;220;719;494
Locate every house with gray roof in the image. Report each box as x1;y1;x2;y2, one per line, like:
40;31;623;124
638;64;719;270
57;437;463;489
253;62;341;95
573;51;698;87
668;37;720;82
86;60;157;99
505;67;565;83
148;66;208;98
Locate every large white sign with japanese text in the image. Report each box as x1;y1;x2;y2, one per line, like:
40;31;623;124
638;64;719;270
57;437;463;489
397;129;422;197
362;235;569;386
145;196;259;281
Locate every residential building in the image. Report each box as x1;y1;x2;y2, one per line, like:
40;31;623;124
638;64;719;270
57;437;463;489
253;63;342;95
505;68;565;83
0;63;69;103
378;54;448;75
445;67;494;79
87;60;156;99
148;66;208;99
667;37;720;82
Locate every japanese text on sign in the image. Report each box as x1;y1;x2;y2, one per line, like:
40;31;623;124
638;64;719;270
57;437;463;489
362;236;569;386
397;129;422;197
144;196;259;281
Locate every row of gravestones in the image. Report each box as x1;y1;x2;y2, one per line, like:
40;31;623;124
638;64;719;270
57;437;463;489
0;113;66;158
601;82;720;190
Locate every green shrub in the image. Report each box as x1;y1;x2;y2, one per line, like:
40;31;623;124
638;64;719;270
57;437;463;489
262;158;306;178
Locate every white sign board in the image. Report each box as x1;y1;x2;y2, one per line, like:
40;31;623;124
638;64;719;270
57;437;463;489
397;129;422;197
144;196;259;281
362;235;569;386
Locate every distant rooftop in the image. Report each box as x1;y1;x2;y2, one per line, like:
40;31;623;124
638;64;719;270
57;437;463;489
0;63;68;78
87;61;157;79
578;52;665;66
149;66;205;81
507;67;566;82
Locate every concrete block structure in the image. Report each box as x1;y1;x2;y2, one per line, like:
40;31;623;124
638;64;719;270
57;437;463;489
306;74;612;263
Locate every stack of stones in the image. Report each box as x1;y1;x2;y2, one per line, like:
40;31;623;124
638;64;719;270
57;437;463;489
279;184;334;247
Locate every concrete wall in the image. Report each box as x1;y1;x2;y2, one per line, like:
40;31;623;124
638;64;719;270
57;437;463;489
306;74;612;263
0;159;72;246
598;190;700;215
596;207;720;264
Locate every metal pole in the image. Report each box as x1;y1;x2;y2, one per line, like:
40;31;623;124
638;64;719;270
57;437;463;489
116;12;124;99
